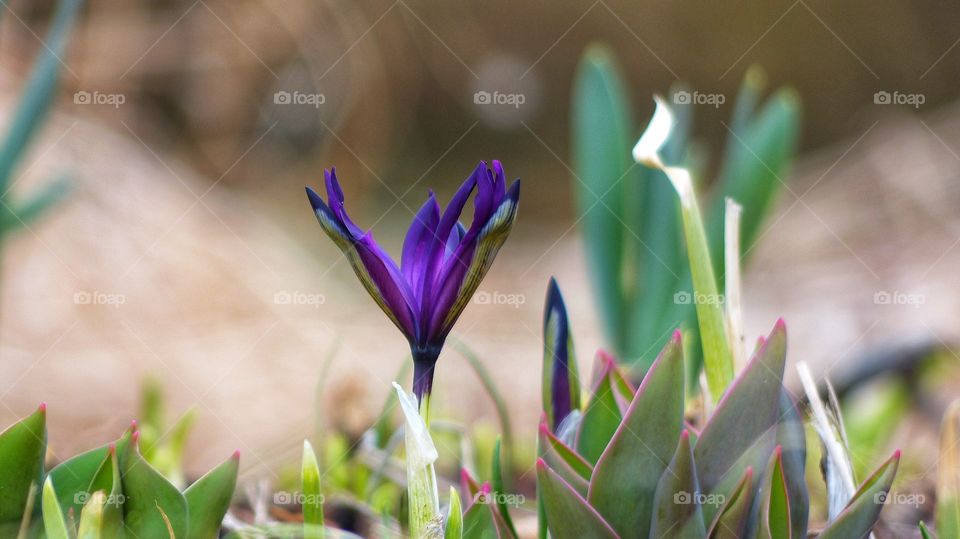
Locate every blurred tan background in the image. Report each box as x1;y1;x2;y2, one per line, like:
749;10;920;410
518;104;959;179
1;0;960;483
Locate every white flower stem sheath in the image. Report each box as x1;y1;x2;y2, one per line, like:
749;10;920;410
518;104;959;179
393;382;444;538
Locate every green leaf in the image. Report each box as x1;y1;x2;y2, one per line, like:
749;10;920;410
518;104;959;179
818;450;900;539
539;421;593;483
694;320;786;496
42;477;71;539
491;438;518;538
445;487;463;539
184;451;239;539
85;445;124;538
462;486;513;539
299;441;324;539
650;430;706;539
76;491;107;539
48;425;133;521
536;460;618;539
938;401;960;539
920;521;937;539
576;360;623;465
588;333;684;537
571;43;634;355
0;0;83;191
707;87;801;274
120;434;188;539
758;447;791;539
777;391;808;538
706;468;755;539
539;425;589;496
0;404;46;524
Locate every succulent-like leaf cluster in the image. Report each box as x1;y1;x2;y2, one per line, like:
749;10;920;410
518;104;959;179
533;283;900;539
0;405;238;538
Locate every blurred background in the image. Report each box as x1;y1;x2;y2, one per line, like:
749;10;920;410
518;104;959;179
2;0;960;513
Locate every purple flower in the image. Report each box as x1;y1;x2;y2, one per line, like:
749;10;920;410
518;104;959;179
307;161;520;402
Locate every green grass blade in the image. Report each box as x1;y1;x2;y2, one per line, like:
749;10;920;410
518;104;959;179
302;440;325;539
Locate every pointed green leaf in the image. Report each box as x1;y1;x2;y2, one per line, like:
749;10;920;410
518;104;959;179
85;445;124;538
48;425;133;522
0;405;46;524
445;487;463;539
758;447;791;539
491;438;518;538
299;441;324;539
707;468;754;539
120;435;188;539
588;333;684;537
577;360;623;465
462;485;512;539
41;477;71;539
920;521;937;539
184;451;239;539
650;430;706;539
818;451;900;539
537;460;618;539
539;420;593;483
695;320;786;495
571;43;633;355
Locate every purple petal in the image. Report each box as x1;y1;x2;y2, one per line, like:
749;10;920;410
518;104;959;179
401;194;441;300
352;232;418;339
418;166;480;324
427;179;520;341
307;181;418;341
324;169;364;238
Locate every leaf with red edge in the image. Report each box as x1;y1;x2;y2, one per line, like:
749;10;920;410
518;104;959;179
818;450;900;539
588;333;685;537
707;467;755;539
537;459;619;539
695;320;786;497
758;447;791;539
650;430;706;538
577;359;623;465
